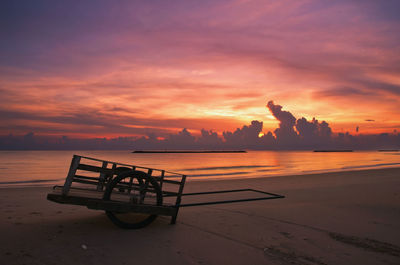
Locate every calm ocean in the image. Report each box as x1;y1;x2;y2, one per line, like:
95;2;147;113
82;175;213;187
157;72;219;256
0;150;399;187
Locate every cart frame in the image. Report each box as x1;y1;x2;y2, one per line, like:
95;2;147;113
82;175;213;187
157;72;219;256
47;155;284;229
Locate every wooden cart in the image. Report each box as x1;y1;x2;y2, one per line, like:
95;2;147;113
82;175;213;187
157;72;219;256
47;155;284;229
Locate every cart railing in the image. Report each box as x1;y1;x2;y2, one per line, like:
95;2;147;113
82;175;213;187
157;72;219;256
59;155;186;218
48;154;284;229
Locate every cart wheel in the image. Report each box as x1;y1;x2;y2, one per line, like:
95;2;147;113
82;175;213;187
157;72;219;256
103;167;133;188
103;170;162;229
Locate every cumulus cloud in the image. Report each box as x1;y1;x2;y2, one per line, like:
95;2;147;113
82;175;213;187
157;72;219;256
265;100;334;149
296;118;332;147
1;101;399;150
266;101;298;145
166;128;196;149
223;121;263;149
197;129;223;148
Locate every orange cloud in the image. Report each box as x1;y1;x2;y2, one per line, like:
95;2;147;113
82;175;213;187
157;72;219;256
1;0;399;137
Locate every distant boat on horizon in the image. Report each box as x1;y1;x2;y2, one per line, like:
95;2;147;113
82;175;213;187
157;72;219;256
132;150;247;153
313;150;353;152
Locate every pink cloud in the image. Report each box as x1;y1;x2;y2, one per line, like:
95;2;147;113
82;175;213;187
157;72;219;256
1;0;399;137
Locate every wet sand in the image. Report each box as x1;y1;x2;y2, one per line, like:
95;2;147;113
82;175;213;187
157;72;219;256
1;167;400;265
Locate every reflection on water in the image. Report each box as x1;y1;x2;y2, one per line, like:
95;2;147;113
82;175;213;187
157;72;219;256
0;150;399;186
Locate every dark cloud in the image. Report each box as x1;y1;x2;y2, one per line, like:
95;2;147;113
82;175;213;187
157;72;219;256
296;117;332;144
197;129;223;148
223;121;263;149
313;87;374;98
167;128;196;148
351;79;400;96
266;101;298;146
0;107;240;136
265;101;334;149
1;101;399;150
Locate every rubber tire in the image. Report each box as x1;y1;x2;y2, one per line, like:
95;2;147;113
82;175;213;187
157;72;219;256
103;170;162;229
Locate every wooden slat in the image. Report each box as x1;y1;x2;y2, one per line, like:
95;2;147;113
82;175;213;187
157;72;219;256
171;175;186;224
72;178;99;186
62;155;81;195
78;155;183;176
98;161;109;191
77;163;114;174
152;176;181;185
159;170;165;189
74;175;100;181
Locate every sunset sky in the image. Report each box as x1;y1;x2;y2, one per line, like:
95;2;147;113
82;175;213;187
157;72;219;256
1;0;400;139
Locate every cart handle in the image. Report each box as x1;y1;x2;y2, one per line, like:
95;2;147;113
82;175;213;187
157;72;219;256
179;188;285;207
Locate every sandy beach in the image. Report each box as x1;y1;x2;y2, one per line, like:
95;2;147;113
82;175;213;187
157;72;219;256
1;167;399;265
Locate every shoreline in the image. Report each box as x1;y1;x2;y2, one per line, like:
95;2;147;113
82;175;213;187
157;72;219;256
1;166;400;188
1;167;400;264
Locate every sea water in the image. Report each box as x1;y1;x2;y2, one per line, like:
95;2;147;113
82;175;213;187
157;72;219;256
0;150;399;187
